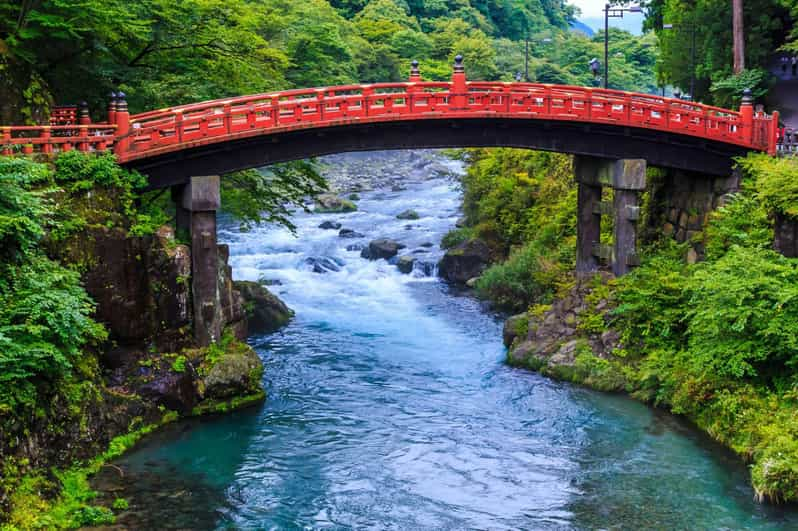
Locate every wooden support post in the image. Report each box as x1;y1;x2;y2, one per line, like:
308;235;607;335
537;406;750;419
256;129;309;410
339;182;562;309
611;159;646;276
574;155;605;276
181;176;222;347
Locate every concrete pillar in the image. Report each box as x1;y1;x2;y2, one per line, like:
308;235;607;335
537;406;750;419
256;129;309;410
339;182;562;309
574;156;604;276
181;175;222;346
610;159;646;276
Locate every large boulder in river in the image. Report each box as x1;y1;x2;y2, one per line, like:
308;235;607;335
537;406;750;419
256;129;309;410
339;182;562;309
234;280;293;334
396;209;420;220
361;239;405;260
314;194;357;213
438;238;491;284
397;255;416;274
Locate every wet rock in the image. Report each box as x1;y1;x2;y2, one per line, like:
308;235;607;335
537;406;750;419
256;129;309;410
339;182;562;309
361;239;405;260
346;243;365;252
234;280;294;333
339;228;365;238
304;256;345;273
503;313;529;347
138;368;197;413
455;217;467;228
397;209;420;220
200;343;263;400
397;255;416;274
420;242;434;248
319;220;342;230
314;194;357;213
438;238;491;284
391;185;405;192
412;248;429;254
257;277;282;286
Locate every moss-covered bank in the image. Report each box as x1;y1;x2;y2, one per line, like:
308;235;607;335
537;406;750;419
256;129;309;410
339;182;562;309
449;149;798;504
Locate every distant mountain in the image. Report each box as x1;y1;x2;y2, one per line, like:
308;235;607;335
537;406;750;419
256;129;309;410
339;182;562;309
570;20;595;37
581;14;644;36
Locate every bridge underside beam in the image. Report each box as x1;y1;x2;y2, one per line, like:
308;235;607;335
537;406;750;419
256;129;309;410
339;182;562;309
126;119;749;190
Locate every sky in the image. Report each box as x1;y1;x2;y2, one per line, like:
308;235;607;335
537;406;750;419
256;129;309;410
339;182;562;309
569;0;645;35
570;0;611;18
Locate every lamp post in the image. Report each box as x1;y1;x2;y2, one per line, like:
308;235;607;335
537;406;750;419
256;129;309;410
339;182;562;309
663;22;696;101
603;3;642;88
523;35;553;82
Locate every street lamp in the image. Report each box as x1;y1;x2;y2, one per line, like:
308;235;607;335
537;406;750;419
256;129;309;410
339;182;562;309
663;22;697;101
524;36;553;82
603;3;643;88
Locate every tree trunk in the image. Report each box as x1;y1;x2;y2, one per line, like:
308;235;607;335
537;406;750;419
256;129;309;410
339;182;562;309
733;0;745;73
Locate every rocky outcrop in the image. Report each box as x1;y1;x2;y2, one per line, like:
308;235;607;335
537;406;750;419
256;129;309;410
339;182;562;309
319;220;342;230
437;238;491;284
506;275;620;372
361;238;405;260
234;280;294;334
314;194;357;213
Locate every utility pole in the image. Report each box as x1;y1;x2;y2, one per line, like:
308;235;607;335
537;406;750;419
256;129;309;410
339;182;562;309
525;32;530;81
604;4;609;88
733;0;745;73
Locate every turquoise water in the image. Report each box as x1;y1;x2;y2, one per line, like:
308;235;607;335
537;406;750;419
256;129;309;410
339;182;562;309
101;155;798;529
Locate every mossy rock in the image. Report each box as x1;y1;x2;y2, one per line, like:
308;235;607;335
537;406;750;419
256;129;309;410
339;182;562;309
200;342;263;400
396;209;420;220
314;194;357;213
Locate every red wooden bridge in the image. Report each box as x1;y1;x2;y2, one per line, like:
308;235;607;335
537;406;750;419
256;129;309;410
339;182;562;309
0;58;781;181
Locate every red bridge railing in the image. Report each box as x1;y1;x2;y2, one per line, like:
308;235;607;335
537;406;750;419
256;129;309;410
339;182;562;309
0;58;780;160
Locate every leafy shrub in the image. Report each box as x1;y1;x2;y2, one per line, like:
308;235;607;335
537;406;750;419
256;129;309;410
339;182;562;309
441;227;473;249
475;241;569;312
703;192;771;261
738;154;798;217
685;246;798;379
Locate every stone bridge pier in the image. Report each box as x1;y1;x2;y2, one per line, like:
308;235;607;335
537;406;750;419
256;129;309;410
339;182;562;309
172;175;223;346
574;156;647;277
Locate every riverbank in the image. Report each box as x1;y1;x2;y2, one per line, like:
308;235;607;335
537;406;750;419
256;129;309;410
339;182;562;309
89;150;798;528
0;154;292;528
445;148;798;504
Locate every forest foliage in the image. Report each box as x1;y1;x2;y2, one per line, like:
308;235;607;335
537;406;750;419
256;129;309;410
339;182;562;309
0;0;659;123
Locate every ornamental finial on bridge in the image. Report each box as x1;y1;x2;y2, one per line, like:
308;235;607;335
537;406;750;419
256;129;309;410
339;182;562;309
409;60;420;82
116;91;128;113
454;54;464;73
108;92;118;124
79;101;90;125
741;88;753;105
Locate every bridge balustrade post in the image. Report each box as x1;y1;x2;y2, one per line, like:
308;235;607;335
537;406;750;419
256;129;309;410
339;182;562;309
41;127;52;155
611;159;646;276
114;92;130;158
107;92;117;125
79;101;91;125
179;175;222;347
739;88;754;145
450;55;467;109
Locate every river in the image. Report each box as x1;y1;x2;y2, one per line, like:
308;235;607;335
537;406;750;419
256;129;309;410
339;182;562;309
96;151;798;530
